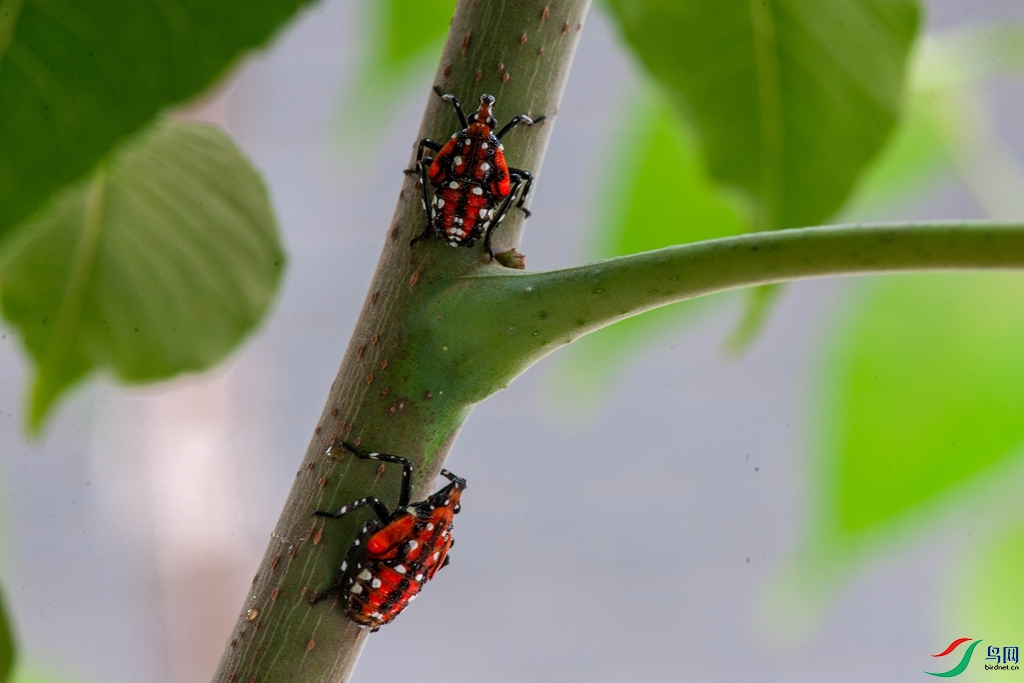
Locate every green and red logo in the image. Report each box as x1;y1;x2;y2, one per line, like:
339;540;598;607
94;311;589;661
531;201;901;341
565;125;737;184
926;638;982;677
926;638;1020;676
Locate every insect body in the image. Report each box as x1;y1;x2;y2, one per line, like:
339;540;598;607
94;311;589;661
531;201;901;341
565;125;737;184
312;442;466;631
410;88;544;258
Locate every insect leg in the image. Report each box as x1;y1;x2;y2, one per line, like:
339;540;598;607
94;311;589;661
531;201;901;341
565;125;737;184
410;157;435;248
482;175;525;259
434;86;468;129
313;496;391;523
439;469;466;487
333;441;414;509
495;113;545;140
311;519;378;605
506;168;536;217
405;138;442;174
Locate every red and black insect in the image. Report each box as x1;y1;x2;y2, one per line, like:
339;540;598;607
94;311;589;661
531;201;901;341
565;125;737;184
312;442;466;631
409;87;544;258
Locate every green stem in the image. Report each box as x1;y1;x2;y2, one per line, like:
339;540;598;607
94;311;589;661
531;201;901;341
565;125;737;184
211;1;592;682
417;222;1024;403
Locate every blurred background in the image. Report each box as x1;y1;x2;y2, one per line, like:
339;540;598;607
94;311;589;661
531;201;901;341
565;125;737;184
2;0;1024;681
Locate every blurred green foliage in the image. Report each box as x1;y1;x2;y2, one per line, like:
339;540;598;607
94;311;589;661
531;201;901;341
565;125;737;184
0;0;316;243
0;584;13;683
333;0;455;153
0;121;284;430
380;0;458;72
821;273;1024;534
605;0;919;232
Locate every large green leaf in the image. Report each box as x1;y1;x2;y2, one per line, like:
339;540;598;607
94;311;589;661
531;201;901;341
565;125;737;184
838;89;950;219
0;0;316;241
0;119;284;430
606;0;920;231
821;273;1024;535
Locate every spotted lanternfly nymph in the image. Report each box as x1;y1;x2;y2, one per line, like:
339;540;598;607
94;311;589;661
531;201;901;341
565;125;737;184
311;442;466;631
409;87;544;258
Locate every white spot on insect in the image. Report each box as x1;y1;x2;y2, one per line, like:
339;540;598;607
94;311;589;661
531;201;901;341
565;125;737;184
481;142;489;150
433;552;440;561
454;156;463;166
435;197;445;208
340;561;348;571
395;565;407;574
415;573;425;582
472;187;483;195
498;143;505;151
449;240;459;245
407;540;419;550
354;539;360;545
358;569;372;581
371;578;382;589
426;523;435;531
351;584;363;594
371;611;382;619
449;181;459;189
480;162;491;172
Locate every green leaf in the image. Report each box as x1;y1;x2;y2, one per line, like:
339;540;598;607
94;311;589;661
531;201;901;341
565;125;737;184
333;0;455;154
839;89;951;219
595;93;749;258
0;119;284;430
605;0;920;232
0;0;316;241
379;0;457;73
0;583;14;682
547;89;745;413
821;273;1024;535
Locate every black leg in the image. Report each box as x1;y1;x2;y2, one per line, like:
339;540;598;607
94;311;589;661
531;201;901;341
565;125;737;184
311;519;378;605
482;174;526;259
496;113;544;140
333;441;414;508
506;167;536;216
314;496;391;524
404;138;442;175
439;469;466;486
410;157;435;248
434;86;467;129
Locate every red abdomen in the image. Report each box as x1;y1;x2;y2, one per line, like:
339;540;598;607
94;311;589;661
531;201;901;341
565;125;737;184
342;498;459;629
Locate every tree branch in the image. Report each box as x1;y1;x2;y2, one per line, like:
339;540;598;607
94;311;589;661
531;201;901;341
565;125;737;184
415;222;1024;403
211;1;592;682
